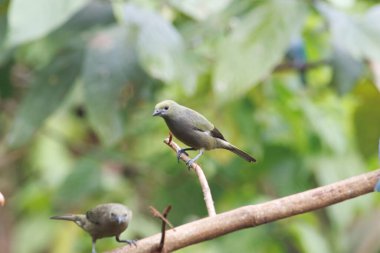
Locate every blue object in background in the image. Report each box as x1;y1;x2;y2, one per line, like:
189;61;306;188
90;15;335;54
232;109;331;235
286;36;307;85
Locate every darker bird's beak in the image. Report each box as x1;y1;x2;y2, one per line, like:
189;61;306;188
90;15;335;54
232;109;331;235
152;109;161;116
116;216;127;224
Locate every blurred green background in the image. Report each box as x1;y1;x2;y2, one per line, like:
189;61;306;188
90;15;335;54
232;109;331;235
1;0;380;252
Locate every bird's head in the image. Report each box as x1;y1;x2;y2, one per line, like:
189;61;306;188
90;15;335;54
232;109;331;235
110;209;131;225
152;100;178;118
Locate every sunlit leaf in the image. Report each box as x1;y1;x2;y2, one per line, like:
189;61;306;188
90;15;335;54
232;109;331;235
123;4;197;91
7;48;83;147
7;0;90;45
318;2;380;61
369;60;380;92
214;0;308;100
169;0;232;21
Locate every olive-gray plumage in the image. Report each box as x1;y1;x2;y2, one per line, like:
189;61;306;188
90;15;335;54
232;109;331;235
50;203;136;253
153;100;256;165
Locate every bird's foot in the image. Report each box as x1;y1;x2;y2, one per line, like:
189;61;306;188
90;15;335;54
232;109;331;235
119;239;137;247
185;158;196;169
176;149;189;163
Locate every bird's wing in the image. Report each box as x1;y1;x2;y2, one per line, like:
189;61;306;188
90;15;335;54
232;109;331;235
209;127;226;140
184;108;214;131
86;209;102;225
182;108;226;140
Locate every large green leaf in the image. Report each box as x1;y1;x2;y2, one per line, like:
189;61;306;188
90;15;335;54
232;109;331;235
123;4;197;91
82;26;140;146
7;0;89;45
213;0;308;100
318;2;380;61
7;48;83;147
330;47;364;95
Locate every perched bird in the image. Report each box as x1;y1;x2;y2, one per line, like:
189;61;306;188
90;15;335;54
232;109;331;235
51;203;136;253
153;100;256;166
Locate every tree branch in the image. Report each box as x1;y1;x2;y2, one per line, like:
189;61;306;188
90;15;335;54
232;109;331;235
163;138;216;217
107;168;380;253
0;192;4;206
274;59;330;72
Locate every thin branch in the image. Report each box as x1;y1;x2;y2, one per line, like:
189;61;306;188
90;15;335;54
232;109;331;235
149;206;174;230
149;206;173;253
0;192;4;206
163;138;216;217
107;168;380;253
274;59;330;72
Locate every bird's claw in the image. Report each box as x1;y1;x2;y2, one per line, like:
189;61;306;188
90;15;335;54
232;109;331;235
176;149;189;163
128;240;138;247
121;239;137;247
185;159;195;169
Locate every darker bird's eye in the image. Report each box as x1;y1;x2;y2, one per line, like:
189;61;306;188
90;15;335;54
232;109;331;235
164;106;169;110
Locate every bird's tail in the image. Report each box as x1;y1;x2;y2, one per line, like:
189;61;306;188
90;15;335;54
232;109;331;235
50;215;79;222
224;143;256;163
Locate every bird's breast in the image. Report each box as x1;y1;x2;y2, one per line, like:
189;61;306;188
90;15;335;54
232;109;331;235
164;118;215;150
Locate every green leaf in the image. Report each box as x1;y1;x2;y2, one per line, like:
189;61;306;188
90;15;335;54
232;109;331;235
82;26;139;146
214;0;308;100
169;0;232;21
318;2;380;61
301;96;348;154
290;222;331;253
7;0;90;45
7;48;83;147
330;47;364;95
123;4;197;91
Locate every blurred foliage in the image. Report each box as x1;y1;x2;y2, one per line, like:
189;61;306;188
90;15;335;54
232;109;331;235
1;0;380;252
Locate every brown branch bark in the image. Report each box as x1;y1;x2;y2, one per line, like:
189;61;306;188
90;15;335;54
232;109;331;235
0;192;4;206
163;138;216;217
107;168;380;253
274;59;330;72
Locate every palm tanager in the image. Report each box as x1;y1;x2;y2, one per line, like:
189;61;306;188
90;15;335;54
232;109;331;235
50;203;136;253
153;100;256;166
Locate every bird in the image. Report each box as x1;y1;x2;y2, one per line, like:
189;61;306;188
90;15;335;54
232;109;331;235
153;100;256;166
50;203;136;253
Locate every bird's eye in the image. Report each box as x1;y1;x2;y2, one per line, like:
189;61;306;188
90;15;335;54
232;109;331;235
164;106;169;110
110;212;115;217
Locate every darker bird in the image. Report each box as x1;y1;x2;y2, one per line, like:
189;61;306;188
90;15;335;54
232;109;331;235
153;100;256;166
51;203;136;253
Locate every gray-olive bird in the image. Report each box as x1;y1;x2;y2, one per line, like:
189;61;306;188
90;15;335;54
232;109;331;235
51;203;136;253
153;100;256;166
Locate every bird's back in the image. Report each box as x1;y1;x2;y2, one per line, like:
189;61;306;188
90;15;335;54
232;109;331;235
165;105;223;150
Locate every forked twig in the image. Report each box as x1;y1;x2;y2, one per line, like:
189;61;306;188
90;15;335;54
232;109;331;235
149;205;174;252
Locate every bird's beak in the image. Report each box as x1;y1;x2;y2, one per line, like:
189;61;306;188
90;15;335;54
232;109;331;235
152;109;161;116
116;216;127;224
